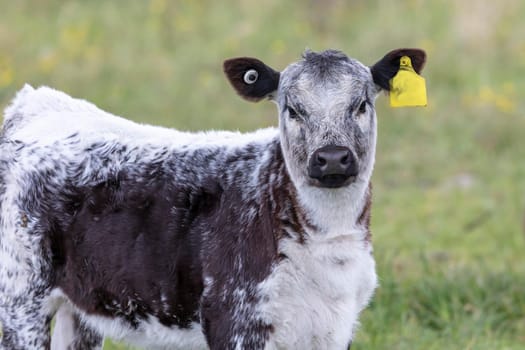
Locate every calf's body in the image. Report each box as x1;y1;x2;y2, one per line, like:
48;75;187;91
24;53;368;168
0;49;425;349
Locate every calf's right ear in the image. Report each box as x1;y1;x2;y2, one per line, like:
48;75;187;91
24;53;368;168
223;57;280;102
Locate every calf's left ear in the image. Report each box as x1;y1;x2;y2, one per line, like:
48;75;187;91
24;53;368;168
370;48;426;91
223;57;280;102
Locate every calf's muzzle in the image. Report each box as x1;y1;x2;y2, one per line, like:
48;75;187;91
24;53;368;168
308;145;358;188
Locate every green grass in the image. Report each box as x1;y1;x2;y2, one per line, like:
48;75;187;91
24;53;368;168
1;0;525;349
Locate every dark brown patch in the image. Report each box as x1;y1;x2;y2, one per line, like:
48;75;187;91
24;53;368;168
52;173;222;330
370;48;427;91
223;57;280;102
266;145;315;245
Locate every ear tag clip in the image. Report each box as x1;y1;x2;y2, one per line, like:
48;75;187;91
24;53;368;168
389;56;427;107
243;69;258;84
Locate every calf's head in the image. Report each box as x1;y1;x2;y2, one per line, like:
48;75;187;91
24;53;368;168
224;49;426;189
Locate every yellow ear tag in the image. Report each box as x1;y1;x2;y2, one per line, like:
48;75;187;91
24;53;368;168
389;56;427;107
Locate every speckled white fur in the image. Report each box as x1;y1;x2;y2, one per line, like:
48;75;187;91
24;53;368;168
260;233;377;349
4;85;278;147
81;314;206;350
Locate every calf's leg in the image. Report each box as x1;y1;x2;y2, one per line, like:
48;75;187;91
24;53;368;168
51;304;103;350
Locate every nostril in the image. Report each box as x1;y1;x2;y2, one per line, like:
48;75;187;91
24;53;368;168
316;154;327;166
340;154;350;165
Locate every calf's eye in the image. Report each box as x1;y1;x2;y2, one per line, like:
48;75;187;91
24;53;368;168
358;101;367;114
287;106;300;119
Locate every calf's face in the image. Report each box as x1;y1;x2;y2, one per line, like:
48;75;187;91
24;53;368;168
224;48;426;189
277;50;376;188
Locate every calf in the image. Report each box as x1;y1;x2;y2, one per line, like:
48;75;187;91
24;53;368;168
0;48;426;349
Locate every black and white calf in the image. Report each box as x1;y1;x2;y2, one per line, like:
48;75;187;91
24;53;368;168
0;48;426;349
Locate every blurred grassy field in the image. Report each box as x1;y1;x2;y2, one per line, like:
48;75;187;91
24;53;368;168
1;0;525;349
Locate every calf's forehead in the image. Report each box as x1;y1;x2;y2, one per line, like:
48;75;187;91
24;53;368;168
279;50;374;101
